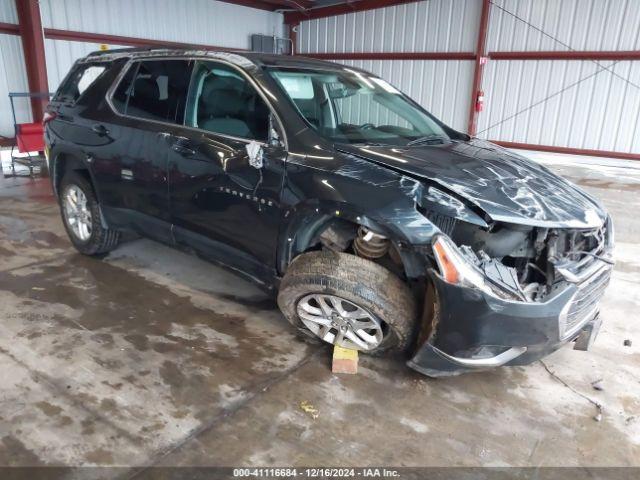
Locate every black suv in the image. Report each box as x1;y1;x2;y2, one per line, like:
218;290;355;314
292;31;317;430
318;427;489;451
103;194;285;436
45;48;614;376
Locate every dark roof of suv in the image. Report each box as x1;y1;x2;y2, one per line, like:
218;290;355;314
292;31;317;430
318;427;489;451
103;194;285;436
83;47;350;71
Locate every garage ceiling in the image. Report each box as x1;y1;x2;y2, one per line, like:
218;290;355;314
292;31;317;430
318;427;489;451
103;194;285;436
222;0;418;17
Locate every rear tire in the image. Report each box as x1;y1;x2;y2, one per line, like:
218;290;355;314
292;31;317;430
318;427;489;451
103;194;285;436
277;250;417;355
59;171;120;256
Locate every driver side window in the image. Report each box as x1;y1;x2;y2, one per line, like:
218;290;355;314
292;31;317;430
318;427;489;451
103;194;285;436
185;61;269;141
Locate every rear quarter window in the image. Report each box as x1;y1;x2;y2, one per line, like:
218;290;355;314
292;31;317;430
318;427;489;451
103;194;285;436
55;64;107;103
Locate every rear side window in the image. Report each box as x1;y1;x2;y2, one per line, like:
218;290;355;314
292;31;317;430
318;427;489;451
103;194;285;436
111;59;192;124
55;64;107;103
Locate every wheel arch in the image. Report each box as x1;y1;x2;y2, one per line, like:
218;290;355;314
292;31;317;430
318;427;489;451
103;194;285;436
277;201;432;280
52;152;110;229
51;151;98;199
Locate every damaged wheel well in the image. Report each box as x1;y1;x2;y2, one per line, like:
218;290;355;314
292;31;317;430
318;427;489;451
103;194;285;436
281;214;432;316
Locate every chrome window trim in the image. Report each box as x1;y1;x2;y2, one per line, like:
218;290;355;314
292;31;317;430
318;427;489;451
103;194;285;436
104;55;288;150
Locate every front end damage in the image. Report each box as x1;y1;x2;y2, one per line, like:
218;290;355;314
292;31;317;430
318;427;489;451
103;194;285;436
408;197;614;377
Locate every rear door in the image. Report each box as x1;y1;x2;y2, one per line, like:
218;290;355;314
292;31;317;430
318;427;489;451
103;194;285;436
92;58;193;242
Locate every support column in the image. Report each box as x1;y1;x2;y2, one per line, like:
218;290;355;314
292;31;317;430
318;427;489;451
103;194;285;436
15;0;49;121
467;0;491;136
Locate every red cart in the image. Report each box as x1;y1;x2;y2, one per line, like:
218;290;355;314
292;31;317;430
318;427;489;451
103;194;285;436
7;92;53;177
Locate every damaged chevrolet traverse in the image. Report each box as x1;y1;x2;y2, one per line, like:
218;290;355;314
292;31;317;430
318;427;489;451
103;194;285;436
45;49;614;376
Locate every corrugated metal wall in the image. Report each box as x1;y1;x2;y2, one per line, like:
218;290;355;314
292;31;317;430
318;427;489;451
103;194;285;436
486;0;640;52
0;0;17;23
297;0;479;132
477;59;640;153
299;0;480;53
0;34;31;136
297;0;640;155
39;0;284;90
40;0;284;49
0;0;28;137
479;0;640;153
44;39;130;93
0;0;283;138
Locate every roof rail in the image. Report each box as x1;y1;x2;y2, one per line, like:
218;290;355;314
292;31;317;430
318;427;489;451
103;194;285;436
86;47;155;57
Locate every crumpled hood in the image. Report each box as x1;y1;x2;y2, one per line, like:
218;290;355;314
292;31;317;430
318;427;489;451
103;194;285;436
338;139;606;229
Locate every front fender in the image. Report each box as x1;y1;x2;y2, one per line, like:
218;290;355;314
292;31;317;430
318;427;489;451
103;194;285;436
278;153;443;277
276;200;435;279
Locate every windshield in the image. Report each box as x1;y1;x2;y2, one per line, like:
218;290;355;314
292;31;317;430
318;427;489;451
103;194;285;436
267;67;449;146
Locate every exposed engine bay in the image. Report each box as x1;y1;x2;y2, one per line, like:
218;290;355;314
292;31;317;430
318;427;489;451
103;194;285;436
440;217;614;302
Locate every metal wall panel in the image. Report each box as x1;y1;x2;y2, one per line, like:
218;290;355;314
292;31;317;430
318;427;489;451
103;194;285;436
337;59;474;131
39;0;284;95
477;59;640;153
298;0;480;54
44;39;130;93
0;33;31;137
487;0;640;52
0;0;17;23
40;0;284;50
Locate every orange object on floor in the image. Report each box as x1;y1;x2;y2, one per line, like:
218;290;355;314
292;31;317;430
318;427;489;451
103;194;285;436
332;345;358;374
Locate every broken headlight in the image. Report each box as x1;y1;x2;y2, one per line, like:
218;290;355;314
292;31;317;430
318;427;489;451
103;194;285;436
432;235;524;302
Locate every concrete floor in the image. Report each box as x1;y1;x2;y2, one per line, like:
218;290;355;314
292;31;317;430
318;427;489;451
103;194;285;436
0;153;639;473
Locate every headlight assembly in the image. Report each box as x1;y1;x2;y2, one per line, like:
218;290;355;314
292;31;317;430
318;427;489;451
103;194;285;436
431;235;525;302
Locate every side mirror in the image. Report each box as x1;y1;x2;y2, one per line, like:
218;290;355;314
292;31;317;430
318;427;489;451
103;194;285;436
246;141;263;169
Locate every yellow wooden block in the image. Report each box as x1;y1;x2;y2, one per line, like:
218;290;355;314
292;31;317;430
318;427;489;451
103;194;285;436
332;345;359;374
333;345;358;361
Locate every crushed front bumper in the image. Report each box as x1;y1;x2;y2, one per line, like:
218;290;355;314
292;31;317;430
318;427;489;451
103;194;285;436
408;266;611;377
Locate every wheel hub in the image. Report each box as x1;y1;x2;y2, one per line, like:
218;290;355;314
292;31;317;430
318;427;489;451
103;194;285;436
296;294;384;351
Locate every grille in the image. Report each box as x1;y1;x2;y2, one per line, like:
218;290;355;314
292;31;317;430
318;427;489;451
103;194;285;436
422;210;458;236
562;266;612;339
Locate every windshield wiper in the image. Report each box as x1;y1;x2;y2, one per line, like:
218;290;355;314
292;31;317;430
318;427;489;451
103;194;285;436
352;141;394;147
406;134;449;147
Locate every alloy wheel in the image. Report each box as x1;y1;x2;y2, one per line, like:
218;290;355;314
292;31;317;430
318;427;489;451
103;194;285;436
63;184;92;242
296;294;384;351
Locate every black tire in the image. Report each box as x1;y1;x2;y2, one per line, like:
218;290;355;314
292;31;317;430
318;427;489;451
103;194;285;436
277;250;417;355
58;171;120;256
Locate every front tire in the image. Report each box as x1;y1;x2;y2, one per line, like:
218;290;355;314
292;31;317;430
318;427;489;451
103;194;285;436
277;251;417;355
59;171;120;256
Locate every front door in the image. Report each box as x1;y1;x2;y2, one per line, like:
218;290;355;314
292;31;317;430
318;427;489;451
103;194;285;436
168;60;286;284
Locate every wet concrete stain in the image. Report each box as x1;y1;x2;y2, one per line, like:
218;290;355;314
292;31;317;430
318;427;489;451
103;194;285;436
0;436;45;466
34;401;63;417
84;448;114;465
0;236;314;456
